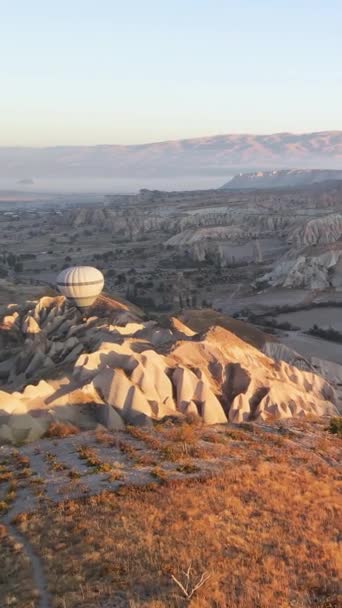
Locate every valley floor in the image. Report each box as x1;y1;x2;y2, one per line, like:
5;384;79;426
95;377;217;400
0;418;341;608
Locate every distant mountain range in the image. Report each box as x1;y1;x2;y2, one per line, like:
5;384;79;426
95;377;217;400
222;168;342;190
0;131;341;179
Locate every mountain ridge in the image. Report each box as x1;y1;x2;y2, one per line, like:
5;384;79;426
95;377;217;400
2;129;342;149
1;131;341;178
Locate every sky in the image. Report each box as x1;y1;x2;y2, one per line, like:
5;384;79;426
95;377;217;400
1;0;341;146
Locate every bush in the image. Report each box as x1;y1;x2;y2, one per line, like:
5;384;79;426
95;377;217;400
328;417;342;438
14;262;23;272
45;422;79;438
306;325;342;344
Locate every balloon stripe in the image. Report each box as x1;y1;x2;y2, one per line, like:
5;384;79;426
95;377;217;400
65;296;99;301
57;280;104;287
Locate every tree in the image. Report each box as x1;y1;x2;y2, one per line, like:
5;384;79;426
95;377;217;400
6;253;16;267
116;273;126;285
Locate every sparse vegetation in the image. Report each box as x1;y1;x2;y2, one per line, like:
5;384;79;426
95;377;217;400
0;420;340;607
77;445;122;476
306;324;342;343
328;416;342;437
0;524;38;608
45;422;79;438
44;452;68;472
13;443;341;608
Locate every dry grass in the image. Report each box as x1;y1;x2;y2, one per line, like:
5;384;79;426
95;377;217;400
0;469;13;483
77;445;123;477
0;419;340;607
44;452;68;473
44;421;79;438
127;423;219;462
117;437;160;467
13;436;341;608
0;465;17;514
95;428;116;445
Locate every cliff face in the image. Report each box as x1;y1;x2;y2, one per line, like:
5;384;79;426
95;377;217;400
222;169;342;190
0;296;337;444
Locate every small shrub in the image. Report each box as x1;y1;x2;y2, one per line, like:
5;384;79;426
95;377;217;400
68;470;81;479
162;423;199;445
0;501;8;513
176;463;201;474
225;429;250;441
95;430;114;445
0;471;12;483
45;422;79;438
11;512;30;526
106;470;123;482
45;452;68;472
15;455;30;468
17;467;33;478
202;432;226;445
77;446;99;466
328;417;342;438
184;412;203;427
150;466;168;481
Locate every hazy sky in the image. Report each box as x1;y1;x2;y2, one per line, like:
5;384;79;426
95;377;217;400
1;0;341;146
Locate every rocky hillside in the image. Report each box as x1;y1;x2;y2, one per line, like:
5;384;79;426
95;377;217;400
0;296;338;444
258;245;342;290
289;214;342;247
253;212;342;289
222;169;342;190
1;131;341;179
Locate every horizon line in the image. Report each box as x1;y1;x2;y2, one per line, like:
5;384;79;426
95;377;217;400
2;129;342;149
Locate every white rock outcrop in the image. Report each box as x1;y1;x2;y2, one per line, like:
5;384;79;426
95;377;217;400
0;296;338;443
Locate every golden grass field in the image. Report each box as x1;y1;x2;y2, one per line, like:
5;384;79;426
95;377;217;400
0;417;341;608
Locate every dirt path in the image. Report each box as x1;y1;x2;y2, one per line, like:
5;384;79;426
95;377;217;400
4;520;52;608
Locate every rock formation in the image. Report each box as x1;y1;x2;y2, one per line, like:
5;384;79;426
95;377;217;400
289;214;342;247
259;244;342;290
0;296;338;444
263;341;342;395
222;169;342;190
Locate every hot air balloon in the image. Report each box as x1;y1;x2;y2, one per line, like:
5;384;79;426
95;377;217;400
56;266;104;312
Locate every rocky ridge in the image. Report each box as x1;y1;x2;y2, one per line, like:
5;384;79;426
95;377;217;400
0;296;338;444
222;169;342;190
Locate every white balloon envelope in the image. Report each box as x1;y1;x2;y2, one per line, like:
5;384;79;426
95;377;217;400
56;266;104;310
